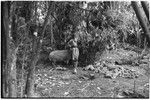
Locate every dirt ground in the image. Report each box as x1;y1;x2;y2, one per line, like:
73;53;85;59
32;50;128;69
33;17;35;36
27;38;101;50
34;66;149;98
33;51;149;98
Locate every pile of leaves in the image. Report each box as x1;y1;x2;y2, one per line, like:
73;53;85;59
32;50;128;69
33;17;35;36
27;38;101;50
84;48;149;79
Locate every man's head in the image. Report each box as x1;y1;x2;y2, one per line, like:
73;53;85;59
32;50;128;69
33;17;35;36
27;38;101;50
74;37;78;42
72;33;78;42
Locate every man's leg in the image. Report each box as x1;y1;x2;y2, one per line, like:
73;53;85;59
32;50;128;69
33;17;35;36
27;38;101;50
72;60;78;74
72;48;79;74
74;61;78;73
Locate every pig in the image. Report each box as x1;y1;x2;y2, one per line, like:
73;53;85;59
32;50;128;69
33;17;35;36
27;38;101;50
49;49;79;73
49;50;71;65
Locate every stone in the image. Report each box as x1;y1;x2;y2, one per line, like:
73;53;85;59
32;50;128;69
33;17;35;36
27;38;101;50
102;67;108;73
95;62;101;66
85;65;95;71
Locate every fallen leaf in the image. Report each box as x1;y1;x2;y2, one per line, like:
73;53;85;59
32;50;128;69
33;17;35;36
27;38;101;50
64;91;69;95
97;87;101;90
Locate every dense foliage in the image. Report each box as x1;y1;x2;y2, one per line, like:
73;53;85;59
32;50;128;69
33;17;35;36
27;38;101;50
5;1;148;67
2;1;149;98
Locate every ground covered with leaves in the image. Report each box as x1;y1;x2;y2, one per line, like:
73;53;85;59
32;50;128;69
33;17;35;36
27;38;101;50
34;48;149;98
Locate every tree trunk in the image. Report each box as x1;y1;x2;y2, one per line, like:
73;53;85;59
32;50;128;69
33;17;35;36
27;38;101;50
21;27;28;97
50;15;54;46
8;48;18;97
25;2;55;97
21;51;26;97
2;2;17;97
8;2;17;97
21;2;37;98
2;2;8;97
131;1;150;40
25;38;38;97
141;1;149;21
2;22;7;97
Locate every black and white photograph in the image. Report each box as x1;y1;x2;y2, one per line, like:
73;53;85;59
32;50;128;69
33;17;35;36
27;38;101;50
1;1;150;98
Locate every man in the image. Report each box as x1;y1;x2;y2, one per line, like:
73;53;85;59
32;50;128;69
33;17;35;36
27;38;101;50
67;34;79;74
